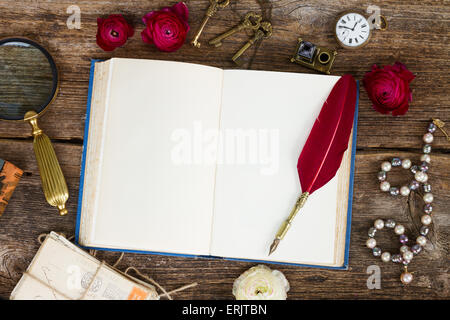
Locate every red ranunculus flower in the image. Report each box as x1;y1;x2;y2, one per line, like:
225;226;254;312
141;2;189;52
96;14;134;51
363;62;415;116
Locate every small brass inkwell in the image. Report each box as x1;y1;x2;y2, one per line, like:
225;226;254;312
290;38;337;74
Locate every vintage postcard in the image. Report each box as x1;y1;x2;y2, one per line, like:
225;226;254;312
10;232;159;300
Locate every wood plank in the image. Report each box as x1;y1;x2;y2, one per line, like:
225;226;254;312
0;139;448;299
0;0;447;148
0;0;449;299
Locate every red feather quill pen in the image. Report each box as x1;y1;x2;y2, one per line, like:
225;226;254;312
269;75;357;255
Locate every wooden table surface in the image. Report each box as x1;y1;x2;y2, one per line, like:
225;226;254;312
0;0;448;300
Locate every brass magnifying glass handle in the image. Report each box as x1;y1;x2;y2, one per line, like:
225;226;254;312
25;111;69;215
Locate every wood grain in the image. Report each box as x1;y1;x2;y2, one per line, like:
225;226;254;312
0;0;448;299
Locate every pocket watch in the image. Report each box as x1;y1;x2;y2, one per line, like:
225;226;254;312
334;11;387;49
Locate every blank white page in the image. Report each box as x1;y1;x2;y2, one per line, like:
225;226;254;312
211;70;341;265
91;58;223;255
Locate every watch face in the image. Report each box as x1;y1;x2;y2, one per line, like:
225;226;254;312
336;12;370;48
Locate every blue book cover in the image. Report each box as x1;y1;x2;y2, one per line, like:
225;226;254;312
76;60;359;270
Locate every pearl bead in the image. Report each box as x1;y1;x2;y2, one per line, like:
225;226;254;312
385;219;396;228
400;186;410;196
374;219;384;229
416;236;427;246
403;251;414;262
372;247;382;257
420;162;429;172
409;180;420;190
421;215;432;225
377;171;387;181
400;245;409;253
381;161;392;172
420;154;431;163
423;183;432;193
399;235;408;244
401;272;413;284
391;254;403;263
389;187;399;196
423;193;434;203
380;181;390;192
415;171;428;183
395;224;405;235
420;225;430;236
381;252;391;262
411;244;422;255
391;157;402;167
401;159;412;169
366;238;377;249
423;133;434;144
428;122;437;133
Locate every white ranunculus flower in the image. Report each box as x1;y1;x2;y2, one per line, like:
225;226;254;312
232;265;289;300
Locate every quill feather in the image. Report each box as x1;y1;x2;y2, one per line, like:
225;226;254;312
297;74;357;194
268;75;357;255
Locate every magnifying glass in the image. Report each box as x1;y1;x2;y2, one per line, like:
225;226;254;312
0;37;69;215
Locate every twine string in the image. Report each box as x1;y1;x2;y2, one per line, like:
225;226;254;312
23;260;105;300
124;266;172;300
123;267;198;300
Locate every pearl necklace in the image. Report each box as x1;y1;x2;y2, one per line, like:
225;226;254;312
366;120;444;285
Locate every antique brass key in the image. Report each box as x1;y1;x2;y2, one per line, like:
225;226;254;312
209;12;262;47
232;21;272;63
191;0;230;48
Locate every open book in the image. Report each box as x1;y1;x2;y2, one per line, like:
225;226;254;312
76;58;358;269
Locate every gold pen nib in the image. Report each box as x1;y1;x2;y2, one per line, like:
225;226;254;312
267;192;310;256
268;238;280;256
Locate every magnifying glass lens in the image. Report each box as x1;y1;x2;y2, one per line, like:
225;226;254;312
0;40;56;120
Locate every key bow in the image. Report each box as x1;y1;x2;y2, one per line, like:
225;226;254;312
242;12;263;30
